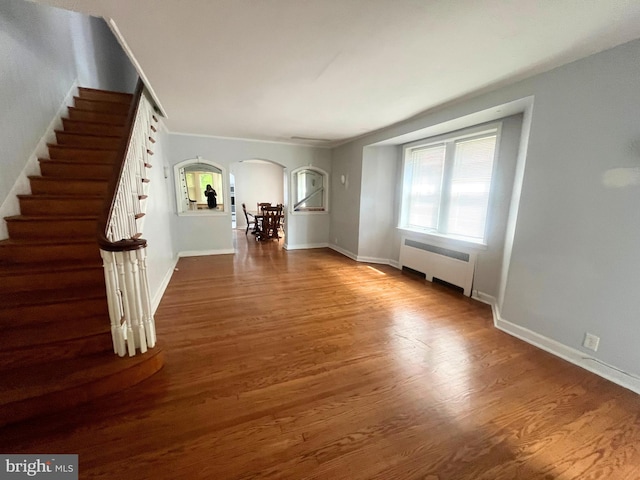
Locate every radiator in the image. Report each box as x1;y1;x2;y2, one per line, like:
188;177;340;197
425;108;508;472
399;237;477;296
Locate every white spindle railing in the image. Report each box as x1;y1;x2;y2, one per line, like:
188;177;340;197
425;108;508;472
100;87;158;357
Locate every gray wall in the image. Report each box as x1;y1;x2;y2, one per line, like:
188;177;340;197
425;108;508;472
499;40;640;375
330;38;640;378
0;0;137;209
70;14;138;94
472;114;522;296
357;145;399;262
167;134;331;253
330;141;364;255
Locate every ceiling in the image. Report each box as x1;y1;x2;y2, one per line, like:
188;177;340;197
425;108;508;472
35;0;640;146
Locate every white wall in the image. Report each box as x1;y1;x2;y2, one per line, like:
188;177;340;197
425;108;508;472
140;127;177;310
231;160;284;230
330;37;640;386
167;134;331;253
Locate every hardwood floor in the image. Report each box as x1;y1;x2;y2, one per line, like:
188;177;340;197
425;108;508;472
1;231;639;479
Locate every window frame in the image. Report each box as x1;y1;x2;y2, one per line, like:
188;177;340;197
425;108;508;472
399;122;502;247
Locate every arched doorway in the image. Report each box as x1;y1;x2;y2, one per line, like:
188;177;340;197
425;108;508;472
230;159;286;238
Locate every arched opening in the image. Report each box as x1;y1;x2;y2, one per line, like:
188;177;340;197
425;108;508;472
174;158;227;215
290;166;329;213
230;159;286;238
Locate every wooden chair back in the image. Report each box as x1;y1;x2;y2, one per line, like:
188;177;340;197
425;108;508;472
257;207;282;240
242;203;256;234
258;202;272;214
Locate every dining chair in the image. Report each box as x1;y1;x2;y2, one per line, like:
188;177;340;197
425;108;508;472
256;208;281;241
276;204;284;233
242;203;256;235
257;202;272;214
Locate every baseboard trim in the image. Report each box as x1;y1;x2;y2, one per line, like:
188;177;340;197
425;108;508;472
476;292;640;395
328;245;401;269
178;249;235;257
283;242;329;251
328;244;357;261
151;256;179;314
388;260;401;269
0;80;79;240
356;255;390;265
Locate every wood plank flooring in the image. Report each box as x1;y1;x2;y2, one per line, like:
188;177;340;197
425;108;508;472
1;231;640;479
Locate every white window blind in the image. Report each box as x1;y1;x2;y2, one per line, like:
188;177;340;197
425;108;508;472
401;128;498;243
446;135;497;239
406;144;446;230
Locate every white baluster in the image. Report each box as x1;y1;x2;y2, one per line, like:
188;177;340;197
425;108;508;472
114;251;136;356
101;250;126;356
136;247;156;348
124;249;148;354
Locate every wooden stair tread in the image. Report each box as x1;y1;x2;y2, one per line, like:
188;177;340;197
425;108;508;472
46;143;117;152
0;294;108;328
67;107;127;117
0;284;106;308
78;86;133;99
38;158;116;166
0;262;103;295
0;261;102;276
61;119;127;137
62;117;127;127
73;96;131;107
0;238;98;248
0;348;164;427
0;348;164;410
2;322;110;352
4;214;98;221
27;176;108;184
66;108;128;126
54;130;122;139
16;193;105;200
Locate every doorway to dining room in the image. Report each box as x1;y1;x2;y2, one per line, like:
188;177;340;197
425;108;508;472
229;159;285;241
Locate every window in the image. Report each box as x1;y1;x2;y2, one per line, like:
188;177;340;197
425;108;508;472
400;126;499;244
291;167;328;212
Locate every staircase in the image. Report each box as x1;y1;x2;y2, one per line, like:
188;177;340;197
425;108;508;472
0;87;164;427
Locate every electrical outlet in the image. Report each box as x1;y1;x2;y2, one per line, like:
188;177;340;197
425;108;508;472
583;332;600;352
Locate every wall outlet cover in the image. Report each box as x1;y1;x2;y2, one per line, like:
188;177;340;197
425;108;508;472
583;332;600;352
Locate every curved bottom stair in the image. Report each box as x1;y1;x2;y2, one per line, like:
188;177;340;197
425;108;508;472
0;349;164;427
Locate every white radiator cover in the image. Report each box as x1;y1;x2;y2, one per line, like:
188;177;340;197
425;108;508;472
399;237;477;296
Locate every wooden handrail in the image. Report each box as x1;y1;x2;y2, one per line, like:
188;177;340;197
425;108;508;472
97;79;146;252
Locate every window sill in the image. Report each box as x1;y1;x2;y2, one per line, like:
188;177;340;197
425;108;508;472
396;227;488;252
177;210;228;217
290;210;329;216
